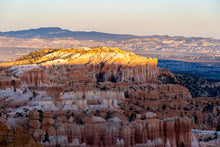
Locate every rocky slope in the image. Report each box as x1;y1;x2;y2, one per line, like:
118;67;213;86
0;116;42;147
0;70;23;90
0;47;218;146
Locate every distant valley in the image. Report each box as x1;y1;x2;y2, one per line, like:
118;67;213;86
158;59;220;80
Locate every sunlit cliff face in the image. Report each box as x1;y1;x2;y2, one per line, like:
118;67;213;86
0;47;159;87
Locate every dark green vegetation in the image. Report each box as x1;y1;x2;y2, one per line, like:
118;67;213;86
15;48;57;63
158;69;220;98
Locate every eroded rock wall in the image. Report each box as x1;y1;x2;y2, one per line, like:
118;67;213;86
18;68;51;86
0;120;42;147
26;111;193;147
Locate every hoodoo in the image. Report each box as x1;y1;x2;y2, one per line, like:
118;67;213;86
0;47;200;146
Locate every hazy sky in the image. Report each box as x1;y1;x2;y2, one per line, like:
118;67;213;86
0;0;220;39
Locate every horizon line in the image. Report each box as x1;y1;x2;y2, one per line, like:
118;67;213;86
0;26;219;40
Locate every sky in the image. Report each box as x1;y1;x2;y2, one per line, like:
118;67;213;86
0;0;220;39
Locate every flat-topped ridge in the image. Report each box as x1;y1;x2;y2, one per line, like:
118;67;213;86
0;47;158;66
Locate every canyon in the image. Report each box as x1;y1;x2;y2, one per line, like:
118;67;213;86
0;47;219;146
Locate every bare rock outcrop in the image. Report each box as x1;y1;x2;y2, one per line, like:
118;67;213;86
18;68;51;86
0;78;23;90
125;84;192;100
0;121;42;147
0;70;23;90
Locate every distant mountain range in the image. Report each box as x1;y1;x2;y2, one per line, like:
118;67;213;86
1;27;219;42
0;26;219;52
0;27;146;41
0;27;219;62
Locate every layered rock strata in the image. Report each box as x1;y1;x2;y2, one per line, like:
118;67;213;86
26;111;194;147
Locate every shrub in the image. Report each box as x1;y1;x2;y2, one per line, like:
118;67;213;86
162;104;167;110
193;113;198;124
15;48;56;62
100;86;107;91
105;112;111;120
75;116;85;125
15;112;23;117
216;124;220;131
183;107;191;111
181;142;185;147
42;132;49;143
110;74;116;83
37;110;44;122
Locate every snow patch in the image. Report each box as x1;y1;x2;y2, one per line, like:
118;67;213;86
8;64;40;76
92;116;106;122
109;116;121;122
